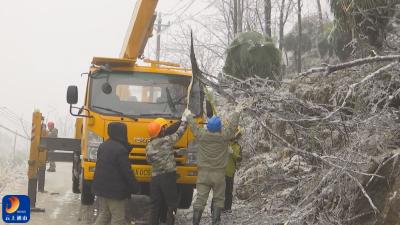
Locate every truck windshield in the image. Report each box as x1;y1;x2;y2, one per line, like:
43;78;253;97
89;71;201;118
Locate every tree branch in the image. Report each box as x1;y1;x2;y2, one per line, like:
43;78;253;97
346;171;381;216
298;55;400;77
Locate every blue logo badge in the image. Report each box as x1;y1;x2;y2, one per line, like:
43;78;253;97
2;195;30;223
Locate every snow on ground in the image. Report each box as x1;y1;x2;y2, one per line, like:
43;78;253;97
0;162;280;225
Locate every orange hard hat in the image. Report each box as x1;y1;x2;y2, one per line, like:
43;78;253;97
148;122;162;138
148;118;169;138
154;118;169;127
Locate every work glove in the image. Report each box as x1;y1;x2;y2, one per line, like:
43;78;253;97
181;115;187;122
182;108;192;117
228;146;234;154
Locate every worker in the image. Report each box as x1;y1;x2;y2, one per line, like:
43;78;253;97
146;116;187;225
92;122;139;225
47;121;58;172
41;124;48;136
224;130;242;211
184;103;243;225
211;129;242;213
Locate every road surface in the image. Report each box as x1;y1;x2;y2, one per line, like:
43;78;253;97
0;163;264;225
1;163;92;225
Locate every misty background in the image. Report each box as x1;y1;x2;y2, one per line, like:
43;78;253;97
0;0;330;157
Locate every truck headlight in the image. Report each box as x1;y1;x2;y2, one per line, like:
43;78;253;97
87;131;103;162
187;141;198;165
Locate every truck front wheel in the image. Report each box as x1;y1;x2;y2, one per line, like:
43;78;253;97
80;169;95;205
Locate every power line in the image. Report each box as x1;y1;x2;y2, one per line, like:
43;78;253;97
164;0;194;16
0;124;29;140
0;107;31;137
154;1;217;38
0;109;22;124
175;0;196;18
0;109;28;125
0;108;30;125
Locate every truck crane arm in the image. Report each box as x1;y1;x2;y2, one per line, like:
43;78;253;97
120;0;159;61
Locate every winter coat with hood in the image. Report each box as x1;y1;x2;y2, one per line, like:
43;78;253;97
92;122;139;200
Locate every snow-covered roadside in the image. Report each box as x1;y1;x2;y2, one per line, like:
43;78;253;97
0;161;27;195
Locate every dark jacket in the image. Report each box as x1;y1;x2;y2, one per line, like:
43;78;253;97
92;122;139;200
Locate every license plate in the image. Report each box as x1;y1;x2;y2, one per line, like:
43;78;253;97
134;168;151;177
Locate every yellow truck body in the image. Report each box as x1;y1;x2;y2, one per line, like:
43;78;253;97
81;56;199;182
69;56;204;207
65;0;206;208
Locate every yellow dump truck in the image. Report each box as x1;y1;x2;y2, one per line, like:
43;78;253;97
65;0;211;208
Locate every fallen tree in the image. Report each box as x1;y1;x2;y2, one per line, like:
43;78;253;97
190;33;400;224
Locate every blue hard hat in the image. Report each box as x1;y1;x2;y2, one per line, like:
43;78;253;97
207;116;222;133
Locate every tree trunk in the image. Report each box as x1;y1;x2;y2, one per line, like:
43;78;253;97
316;0;323;34
297;0;302;73
233;0;238;36
279;0;286;50
264;0;272;37
238;0;243;33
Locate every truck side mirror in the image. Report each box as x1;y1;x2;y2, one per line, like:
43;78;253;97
67;85;78;105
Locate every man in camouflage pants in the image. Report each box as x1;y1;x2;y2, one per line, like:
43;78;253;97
184;103;242;225
47;121;58;172
146;116;187;225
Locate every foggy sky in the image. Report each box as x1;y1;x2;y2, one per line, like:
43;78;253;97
0;0;330;139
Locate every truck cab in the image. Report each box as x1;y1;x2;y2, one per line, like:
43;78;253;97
67;57;205;208
65;0;209;209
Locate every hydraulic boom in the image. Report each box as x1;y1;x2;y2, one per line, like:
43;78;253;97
120;0;159;61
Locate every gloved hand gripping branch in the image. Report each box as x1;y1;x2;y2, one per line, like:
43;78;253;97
181;109;192;122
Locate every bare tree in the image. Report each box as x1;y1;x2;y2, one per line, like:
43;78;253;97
233;0;238;35
264;0;272;37
316;0;323;34
238;0;243;33
297;0;302;73
278;0;294;50
231;0;244;35
221;0;234;43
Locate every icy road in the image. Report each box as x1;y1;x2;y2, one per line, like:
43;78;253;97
0;163;269;225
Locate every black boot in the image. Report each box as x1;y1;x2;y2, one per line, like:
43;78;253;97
148;213;159;225
192;208;203;225
148;208;160;225
212;207;222;225
166;207;176;225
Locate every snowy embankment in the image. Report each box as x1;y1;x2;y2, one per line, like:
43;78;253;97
0;154;28;195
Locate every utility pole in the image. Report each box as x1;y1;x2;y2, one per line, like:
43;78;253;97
154;13;170;64
156;13;162;62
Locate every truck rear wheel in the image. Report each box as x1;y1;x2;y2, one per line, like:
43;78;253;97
178;184;194;209
80;169;95;205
